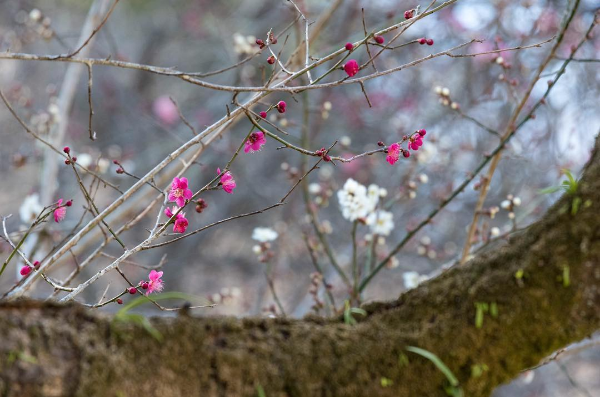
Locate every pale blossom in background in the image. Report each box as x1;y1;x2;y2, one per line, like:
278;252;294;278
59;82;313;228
19;193;44;223
152;95;179;125
403;271;429;290
252;227;278;242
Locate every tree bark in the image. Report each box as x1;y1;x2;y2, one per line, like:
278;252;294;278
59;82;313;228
1;136;599;397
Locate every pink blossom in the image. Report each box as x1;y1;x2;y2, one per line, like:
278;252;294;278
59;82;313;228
168;177;193;207
386;143;401;165
146;270;164;295
217;168;236;194
53;199;67;223
152;96;179;125
244;132;267;153
173;216;189;233
344;60;359;77
164;206;188;233
164;206;179;218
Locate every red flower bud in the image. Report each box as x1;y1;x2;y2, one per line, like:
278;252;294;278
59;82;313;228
426;39;434;46
418;38;427;45
63;146;70;154
65;200;73;207
259;111;267;118
344;60;359;77
267;56;275;65
128;287;137;295
117;298;123;304
345;42;354;51
20;266;32;276
276;101;286;113
374;36;384;44
404;10;414;19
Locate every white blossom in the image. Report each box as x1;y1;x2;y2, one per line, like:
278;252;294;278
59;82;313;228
308;183;322;194
403;271;429;290
252;227;278;242
232;33;259;55
366;210;394;236
19;193;44;224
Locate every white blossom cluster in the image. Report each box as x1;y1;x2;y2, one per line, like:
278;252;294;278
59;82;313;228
337;179;394;236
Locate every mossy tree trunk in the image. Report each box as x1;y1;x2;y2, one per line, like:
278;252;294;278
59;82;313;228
1;136;599;397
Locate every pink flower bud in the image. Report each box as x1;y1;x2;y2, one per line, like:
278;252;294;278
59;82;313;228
404;10;414;19
20;266;32;276
65;200;73;207
63;146;70;154
345;42;354;51
117;298;123;304
267;56;275;65
419;129;426;136
128;287;137;295
259;111;267;118
418;38;427;45
344;60;359;77
276;101;286;113
142;282;149;290
403;150;410;158
426;39;434;46
374;36;384;44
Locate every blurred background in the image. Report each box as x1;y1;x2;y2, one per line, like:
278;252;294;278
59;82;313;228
1;0;599;395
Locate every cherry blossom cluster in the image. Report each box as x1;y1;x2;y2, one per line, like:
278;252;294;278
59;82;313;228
19;195;71;277
337;179;394;237
163;171;236;234
416;236;438;259
434;86;459;109
385;129;427;164
500;194;522;220
118;269;164;303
